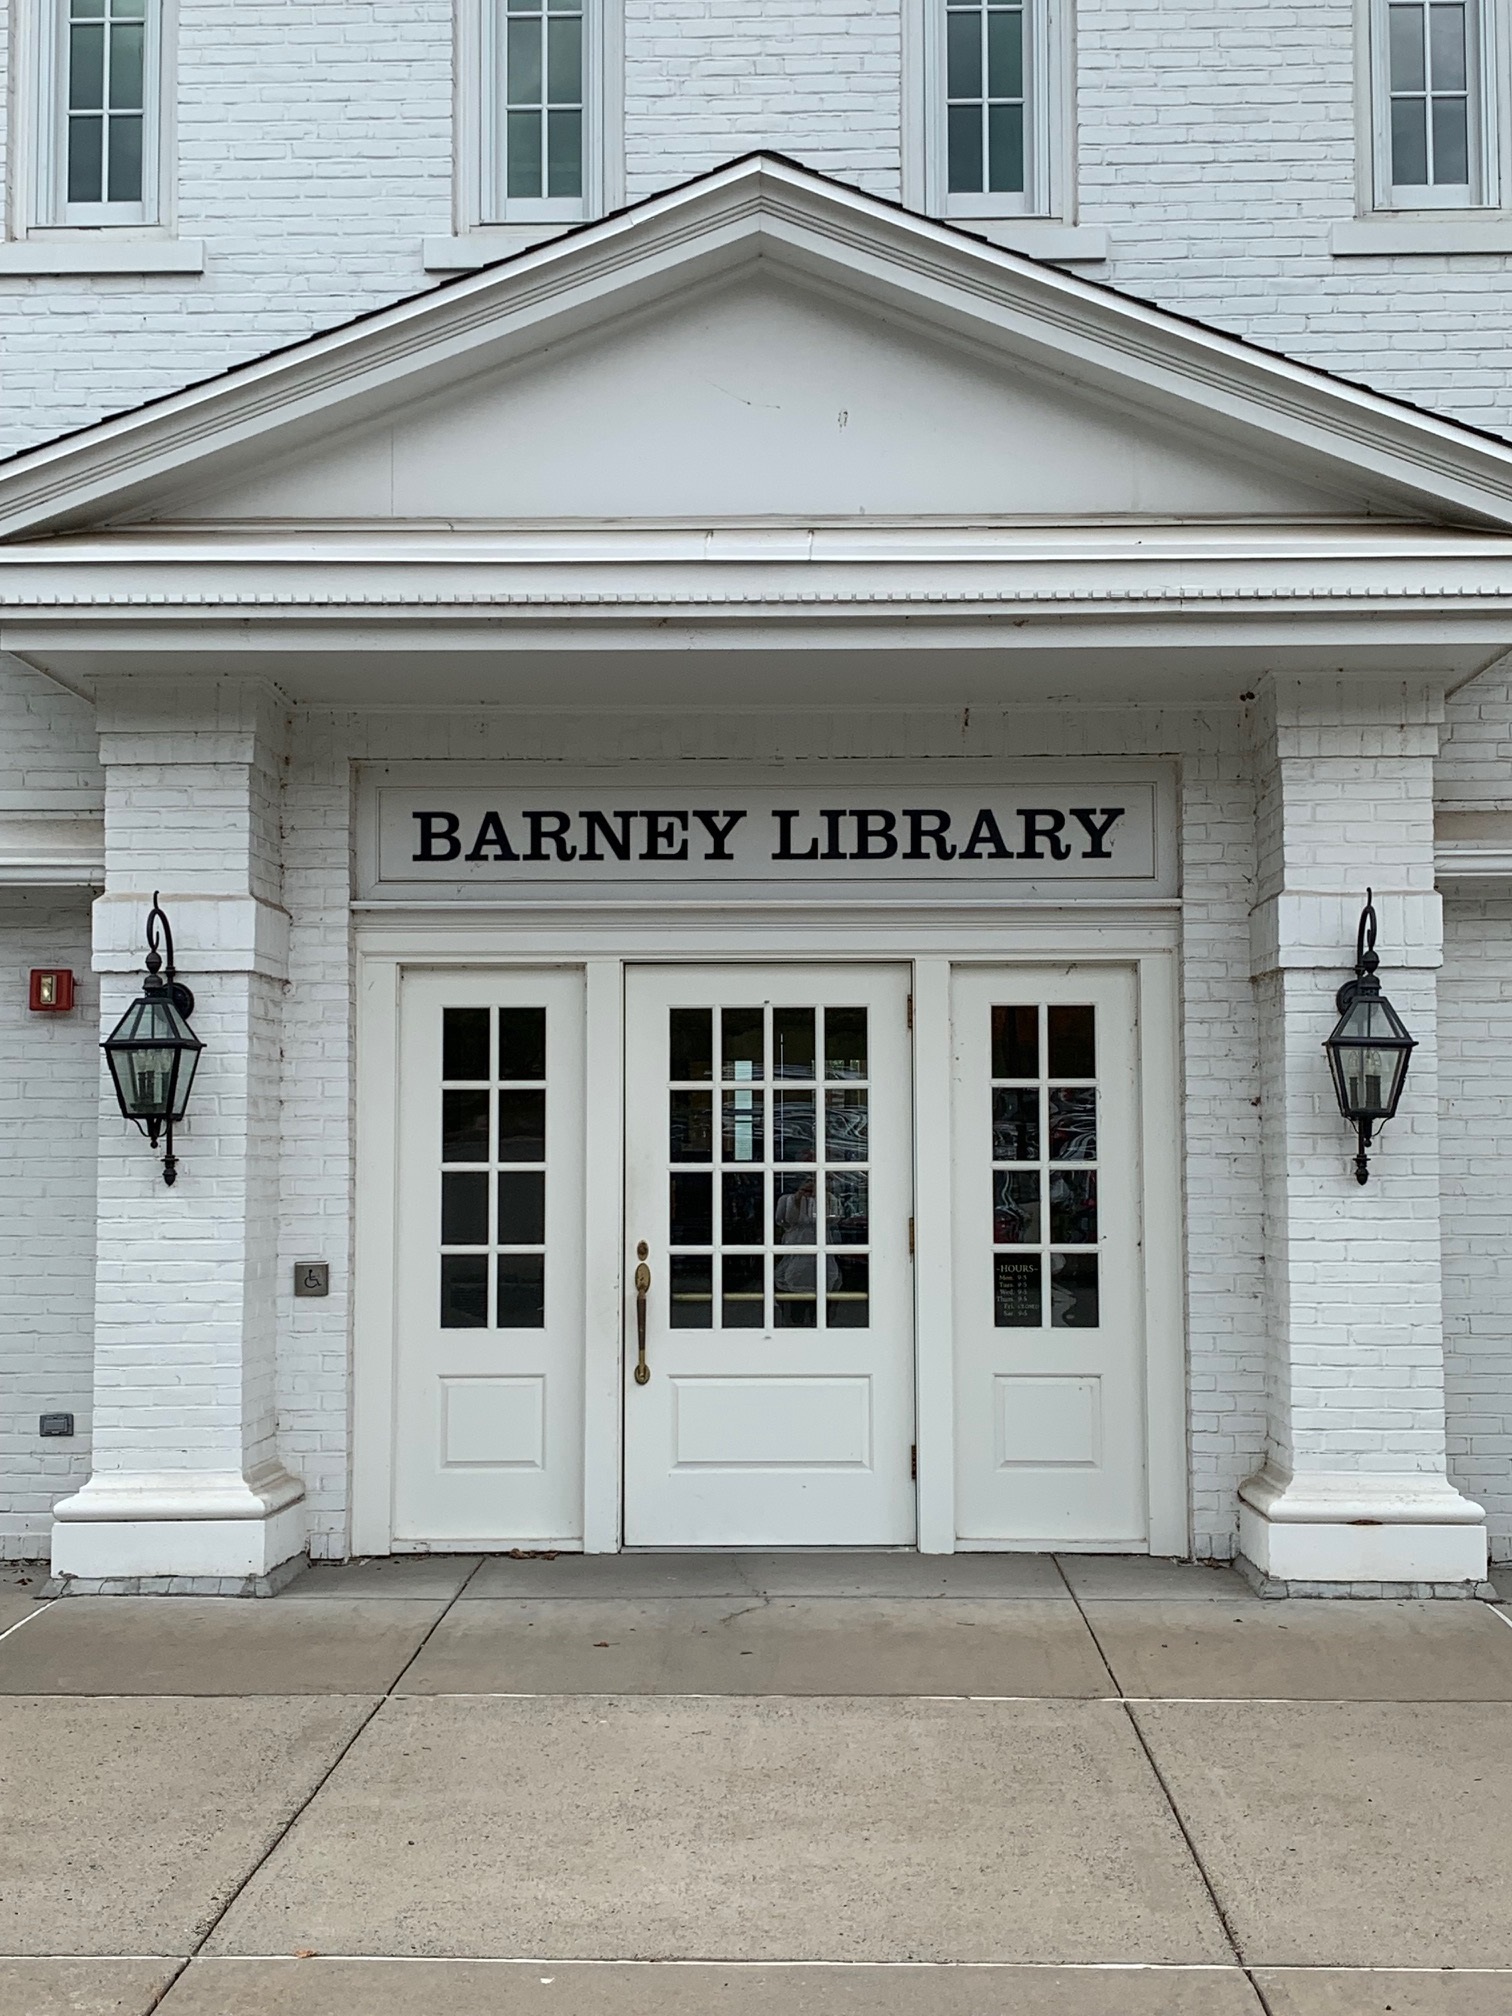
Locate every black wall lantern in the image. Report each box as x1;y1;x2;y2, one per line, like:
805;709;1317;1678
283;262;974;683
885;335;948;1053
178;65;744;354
102;894;204;1187
1323;890;1416;1186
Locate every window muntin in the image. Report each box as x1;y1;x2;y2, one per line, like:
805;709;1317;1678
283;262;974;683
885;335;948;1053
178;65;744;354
1373;0;1492;207
483;0;592;222
52;0;160;224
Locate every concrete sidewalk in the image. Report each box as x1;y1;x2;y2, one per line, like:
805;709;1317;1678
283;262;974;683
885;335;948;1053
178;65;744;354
3;1555;1512;2015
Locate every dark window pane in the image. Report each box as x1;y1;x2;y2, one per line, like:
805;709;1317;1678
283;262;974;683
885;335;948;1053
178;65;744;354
773;1250;816;1322
1392;95;1429;182
722;1089;765;1163
1048;1088;1097;1162
824;1007;867;1081
670;1089;713;1163
443;1007;490;1081
1050;1252;1099;1328
109;20;145;107
723;1171;765;1244
498;1170;546;1244
828;1253;869;1328
994;1252;1042;1327
992;1087;1039;1161
774;1172;819;1245
73;0;106;17
826;1169;868;1245
547;109;581;196
1049;1169;1097;1245
497;1253;545;1328
993;1170;1041;1244
442;1171;489;1245
498;1088;546;1161
443;1089;490;1162
507;15;542;100
774;1090;816;1164
948;103;983;192
1430;2;1467;86
986;102;1024;193
987;6;1023;96
507;108;542;196
670;1171;713;1246
670;1008;713;1082
722;1253;764;1328
946;9;981;96
1432;94;1469;181
70;23;105;108
547;13;581;98
825;1089;868;1162
67;114;103;202
1390;3;1426;89
991;1006;1038;1078
722;1007;764;1082
441;1253;488;1327
670;1254;712;1328
773;1007;815;1080
1047;1006;1096;1078
498;1007;546;1079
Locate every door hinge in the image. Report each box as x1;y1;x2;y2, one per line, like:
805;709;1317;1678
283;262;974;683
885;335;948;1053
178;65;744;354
906;992;913;1030
910;1443;917;1481
908;1215;915;1257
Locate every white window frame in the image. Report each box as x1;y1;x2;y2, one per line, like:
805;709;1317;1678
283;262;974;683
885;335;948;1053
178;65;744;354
1366;0;1502;210
456;0;615;232
917;0;1068;221
24;0;170;230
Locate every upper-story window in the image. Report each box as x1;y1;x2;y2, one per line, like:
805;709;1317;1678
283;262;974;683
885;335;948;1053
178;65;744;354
926;0;1062;219
481;0;598;224
1370;0;1496;207
51;0;164;225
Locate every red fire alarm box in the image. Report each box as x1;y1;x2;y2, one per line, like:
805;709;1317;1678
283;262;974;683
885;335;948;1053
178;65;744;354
29;969;75;1012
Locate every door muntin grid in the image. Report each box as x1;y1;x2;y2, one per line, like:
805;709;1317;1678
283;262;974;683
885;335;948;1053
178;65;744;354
666;1004;871;1332
990;1003;1099;1329
438;1005;548;1329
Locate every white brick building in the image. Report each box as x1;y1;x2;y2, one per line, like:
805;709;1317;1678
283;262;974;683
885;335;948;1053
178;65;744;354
2;0;1511;1589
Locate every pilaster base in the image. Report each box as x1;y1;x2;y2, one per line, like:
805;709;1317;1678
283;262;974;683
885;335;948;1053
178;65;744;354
50;1464;307;1586
1238;1466;1488;1592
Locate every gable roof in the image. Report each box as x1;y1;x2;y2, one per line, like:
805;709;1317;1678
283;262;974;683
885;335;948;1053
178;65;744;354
5;152;1512;538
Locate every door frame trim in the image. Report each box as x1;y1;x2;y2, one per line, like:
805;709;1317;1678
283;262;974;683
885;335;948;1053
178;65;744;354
352;922;1186;1557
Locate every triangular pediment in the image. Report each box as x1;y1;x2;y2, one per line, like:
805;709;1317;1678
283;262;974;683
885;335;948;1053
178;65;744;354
5;155;1512;537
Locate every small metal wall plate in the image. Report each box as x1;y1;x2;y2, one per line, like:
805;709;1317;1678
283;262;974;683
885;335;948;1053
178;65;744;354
294;1263;330;1298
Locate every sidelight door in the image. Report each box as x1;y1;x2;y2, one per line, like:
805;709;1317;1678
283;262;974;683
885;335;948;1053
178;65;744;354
951;966;1147;1547
623;966;916;1547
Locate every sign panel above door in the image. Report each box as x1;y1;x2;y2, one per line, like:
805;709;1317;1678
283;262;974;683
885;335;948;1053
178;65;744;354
358;763;1177;903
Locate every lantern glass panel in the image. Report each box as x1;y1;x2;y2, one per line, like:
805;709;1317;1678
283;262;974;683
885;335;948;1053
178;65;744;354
103;989;203;1122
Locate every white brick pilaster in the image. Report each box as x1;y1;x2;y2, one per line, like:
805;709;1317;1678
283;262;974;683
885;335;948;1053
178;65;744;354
51;681;306;1585
1239;678;1487;1588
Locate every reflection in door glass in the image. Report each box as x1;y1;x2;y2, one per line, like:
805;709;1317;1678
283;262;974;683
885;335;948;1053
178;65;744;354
989;1004;1098;1328
665;1002;871;1330
439;1004;548;1329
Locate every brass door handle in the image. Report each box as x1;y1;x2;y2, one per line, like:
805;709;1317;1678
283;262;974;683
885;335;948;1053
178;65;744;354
633;1241;651;1385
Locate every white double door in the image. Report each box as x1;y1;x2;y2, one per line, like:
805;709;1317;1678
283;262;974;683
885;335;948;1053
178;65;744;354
622;965;917;1547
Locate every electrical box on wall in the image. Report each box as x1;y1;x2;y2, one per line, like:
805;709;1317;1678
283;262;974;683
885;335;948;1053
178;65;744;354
29;969;75;1012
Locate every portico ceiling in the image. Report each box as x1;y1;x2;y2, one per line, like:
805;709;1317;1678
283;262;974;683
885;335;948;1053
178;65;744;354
5;155;1512;704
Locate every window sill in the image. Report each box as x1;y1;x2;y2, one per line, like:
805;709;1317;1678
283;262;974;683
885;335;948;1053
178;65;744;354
0;237;205;275
1331;216;1512;256
954;219;1110;265
423;225;575;273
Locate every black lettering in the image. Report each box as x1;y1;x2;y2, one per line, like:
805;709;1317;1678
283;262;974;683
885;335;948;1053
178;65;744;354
413;810;461;862
524;810;577;862
820;810;848;861
692;809;747;860
772;810;819;860
852;809;898;860
579;810;636;862
902;809;957;861
463;810;518;862
641;811;689;861
1069;806;1125;859
959;808;1012;860
1019;808;1072;861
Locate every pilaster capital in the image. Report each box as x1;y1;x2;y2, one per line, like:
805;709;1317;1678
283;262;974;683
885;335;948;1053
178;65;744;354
1249;889;1442;979
91;889;291;980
